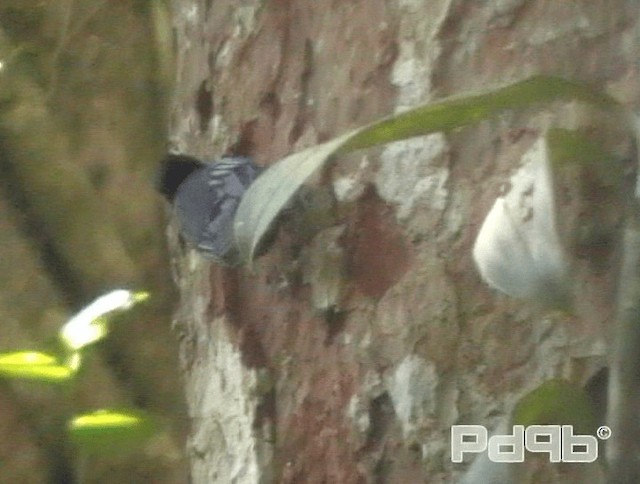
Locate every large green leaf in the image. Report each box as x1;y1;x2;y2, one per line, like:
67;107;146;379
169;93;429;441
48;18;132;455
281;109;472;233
512;379;597;435
234;75;620;265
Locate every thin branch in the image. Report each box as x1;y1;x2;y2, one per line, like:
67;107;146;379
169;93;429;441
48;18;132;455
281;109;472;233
606;113;640;483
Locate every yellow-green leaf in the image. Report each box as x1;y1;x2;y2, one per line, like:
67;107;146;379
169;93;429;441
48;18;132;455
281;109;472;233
0;351;74;382
68;408;157;455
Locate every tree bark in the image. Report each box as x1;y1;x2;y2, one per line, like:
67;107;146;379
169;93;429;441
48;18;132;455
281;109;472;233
169;1;640;482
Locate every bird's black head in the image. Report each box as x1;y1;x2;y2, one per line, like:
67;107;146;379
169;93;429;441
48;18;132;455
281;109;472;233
157;154;206;202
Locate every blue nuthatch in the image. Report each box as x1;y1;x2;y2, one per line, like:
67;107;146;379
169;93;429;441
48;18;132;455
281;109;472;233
158;154;263;265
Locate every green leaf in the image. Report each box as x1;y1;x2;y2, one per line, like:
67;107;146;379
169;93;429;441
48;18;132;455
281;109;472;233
512;379;597;435
234;132;352;265
234;75;621;265
68;408;157;455
547;127;624;189
0;351;75;382
547;128;616;167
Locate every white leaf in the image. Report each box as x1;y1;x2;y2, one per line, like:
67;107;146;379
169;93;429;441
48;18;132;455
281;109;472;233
60;289;149;350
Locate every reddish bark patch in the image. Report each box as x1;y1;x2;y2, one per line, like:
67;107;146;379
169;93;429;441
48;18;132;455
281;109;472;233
278;366;364;484
344;187;413;299
210;266;270;368
208;248;372;482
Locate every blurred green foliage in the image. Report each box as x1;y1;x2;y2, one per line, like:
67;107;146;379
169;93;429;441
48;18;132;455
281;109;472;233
0;290;157;459
0;1;173;296
0;1;186;482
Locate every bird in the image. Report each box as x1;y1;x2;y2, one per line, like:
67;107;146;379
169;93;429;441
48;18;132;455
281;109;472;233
157;153;263;265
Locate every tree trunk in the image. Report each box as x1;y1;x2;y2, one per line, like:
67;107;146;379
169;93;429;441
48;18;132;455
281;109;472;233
169;1;639;482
